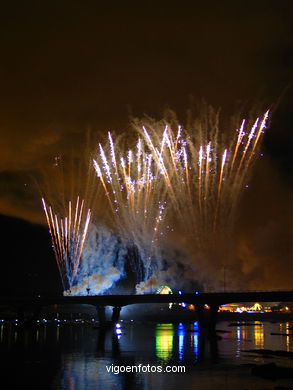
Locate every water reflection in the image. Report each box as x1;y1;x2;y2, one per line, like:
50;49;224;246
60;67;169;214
235;321;265;356
96;328;106;354
285;322;291;352
236;326;241;357
279;322;292;352
193;329;199;359
253;321;264;348
0;324;3;343
60;356;122;390
155;322;200;362
1;320;293;390
177;323;184;361
241;326;248;341
112;331;121;357
155;324;174;361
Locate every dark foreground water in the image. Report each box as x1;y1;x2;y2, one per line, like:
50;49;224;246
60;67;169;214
1;319;293;390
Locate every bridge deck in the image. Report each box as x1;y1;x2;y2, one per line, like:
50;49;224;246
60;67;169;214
1;291;293;308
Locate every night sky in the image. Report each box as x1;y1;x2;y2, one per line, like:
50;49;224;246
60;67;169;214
0;1;293;296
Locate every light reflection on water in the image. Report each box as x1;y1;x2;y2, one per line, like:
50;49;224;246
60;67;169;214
253;321;264;348
0;320;293;390
156;323;174;361
155;322;200;362
234;321;265;357
177;323;184;361
193;329;199;358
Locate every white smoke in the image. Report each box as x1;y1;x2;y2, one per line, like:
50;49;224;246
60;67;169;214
64;222;206;296
136;244;204;294
64;224;127;295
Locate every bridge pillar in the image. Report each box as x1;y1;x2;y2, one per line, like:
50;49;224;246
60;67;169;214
96;306;106;325
111;306;121;323
208;304;219;334
195;304;205;333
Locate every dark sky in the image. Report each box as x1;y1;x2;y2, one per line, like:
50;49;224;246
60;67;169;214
0;0;293;294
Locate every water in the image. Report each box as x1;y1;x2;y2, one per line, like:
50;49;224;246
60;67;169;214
1;320;293;390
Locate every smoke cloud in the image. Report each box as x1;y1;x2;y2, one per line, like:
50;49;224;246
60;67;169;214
65;225;127;295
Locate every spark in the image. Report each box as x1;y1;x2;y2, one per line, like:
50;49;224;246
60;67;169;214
93;133;169;279
42;197;91;289
135;108;269;253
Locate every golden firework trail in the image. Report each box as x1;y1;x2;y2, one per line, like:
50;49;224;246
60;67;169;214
132;109;269;252
42;196;91;290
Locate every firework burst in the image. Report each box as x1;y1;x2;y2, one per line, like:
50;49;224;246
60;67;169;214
131;108;269;265
38;131;99;291
93;132;169;279
42;196;91;289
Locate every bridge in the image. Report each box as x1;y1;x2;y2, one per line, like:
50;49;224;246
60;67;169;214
1;290;293;334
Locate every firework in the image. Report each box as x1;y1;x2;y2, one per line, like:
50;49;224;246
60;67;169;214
38;131;100;291
93;132;169;279
132;109;269;256
39;106;269;293
42;196;91;290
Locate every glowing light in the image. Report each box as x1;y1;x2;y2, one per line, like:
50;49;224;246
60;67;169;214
193;331;199;359
156;285;173;294
155;324;174;361
254;322;264;348
178;323;185;361
250;303;263;312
